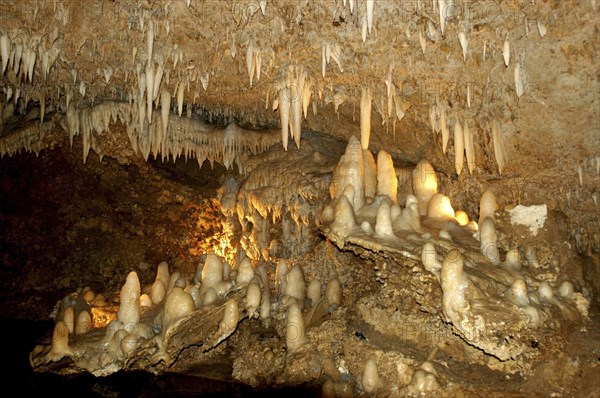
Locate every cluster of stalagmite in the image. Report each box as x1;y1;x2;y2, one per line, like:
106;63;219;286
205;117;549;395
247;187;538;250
30;249;345;376
321;136;590;362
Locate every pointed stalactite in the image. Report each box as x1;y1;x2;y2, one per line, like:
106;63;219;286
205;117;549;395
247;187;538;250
288;66;304;149
454;119;464;175
441;108;449;154
515;61;524;98
152;63;164;102
146;63;154;122
246;40;255;87
491;120;506;175
278;87;290;151
463;120;475;175
503;38;510;67
160;89;170;140
366;0;374;34
438;0;447;36
458;31;468;62
1;34;10;74
39;89;46;125
147;20;154;65
177;81;184;116
360;87;372;150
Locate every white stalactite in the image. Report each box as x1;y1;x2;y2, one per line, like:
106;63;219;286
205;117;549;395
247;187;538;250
278;87;290;151
515;61;524;98
366;0;374;34
491;119;506;175
463;120;475;175
360;87;372;150
458;31;468;62
177;81;184;116
147;20;154;64
1;34;10;74
441;108;449;154
454;120;464;175
246;40;255;87
160;89;170;139
503;38;510;67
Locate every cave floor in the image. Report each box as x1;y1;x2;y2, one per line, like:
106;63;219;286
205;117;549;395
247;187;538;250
0;144;599;397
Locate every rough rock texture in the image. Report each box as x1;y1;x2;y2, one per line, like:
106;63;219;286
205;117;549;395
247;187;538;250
0;1;599;397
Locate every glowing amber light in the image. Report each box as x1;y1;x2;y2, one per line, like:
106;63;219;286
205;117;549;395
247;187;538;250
427;194;455;220
91;306;118;328
455;210;469;226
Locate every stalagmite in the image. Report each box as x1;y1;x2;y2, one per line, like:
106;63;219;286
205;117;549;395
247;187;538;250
479;217;500;264
48;321;72;361
360;87;372;150
117;271;141;331
330;136;364;211
441;249;468;324
427;194;455;221
454;120;464;175
307;279;322;307
245;280;261;319
220;298;239;333
479;189;497;223
286;302;307;353
162;287;195;334
329;196;356;243
507;279;530;307
363;149;377;201
75;310;92;335
236;257;255;286
284;264;306;307
422;242;441;275
412;159;438;216
374;199;394;238
325;278;341;309
63;306;74;334
151;279;166;304
376;150;397;203
362;359;380;393
200;254;224;295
